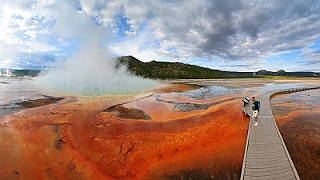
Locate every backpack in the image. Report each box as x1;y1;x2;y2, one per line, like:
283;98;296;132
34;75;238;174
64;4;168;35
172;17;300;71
256;101;260;110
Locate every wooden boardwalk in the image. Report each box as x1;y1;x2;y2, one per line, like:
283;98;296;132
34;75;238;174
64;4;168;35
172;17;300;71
239;87;319;180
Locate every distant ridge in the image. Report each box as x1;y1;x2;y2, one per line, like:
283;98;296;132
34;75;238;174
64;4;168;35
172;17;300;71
0;68;41;77
116;56;319;79
1;56;319;78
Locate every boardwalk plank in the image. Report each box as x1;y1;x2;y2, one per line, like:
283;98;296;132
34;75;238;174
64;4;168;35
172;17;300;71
245;162;292;169
245;167;295;177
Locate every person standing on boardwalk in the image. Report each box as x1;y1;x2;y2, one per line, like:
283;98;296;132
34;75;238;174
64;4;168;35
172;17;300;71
252;96;260;126
242;97;249;107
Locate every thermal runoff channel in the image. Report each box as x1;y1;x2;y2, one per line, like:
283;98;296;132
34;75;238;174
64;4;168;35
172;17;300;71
35;1;159;96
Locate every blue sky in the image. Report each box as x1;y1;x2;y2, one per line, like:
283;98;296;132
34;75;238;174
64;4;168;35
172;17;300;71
1;0;320;72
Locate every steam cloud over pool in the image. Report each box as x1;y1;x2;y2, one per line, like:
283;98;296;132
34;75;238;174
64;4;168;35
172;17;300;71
34;1;160;96
35;35;160;96
36;57;160;96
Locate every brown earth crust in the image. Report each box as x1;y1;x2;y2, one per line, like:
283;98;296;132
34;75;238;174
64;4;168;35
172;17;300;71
104;105;152;120
16;96;64;109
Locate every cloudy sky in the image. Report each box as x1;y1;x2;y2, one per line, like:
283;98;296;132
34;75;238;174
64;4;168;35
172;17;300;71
1;0;320;72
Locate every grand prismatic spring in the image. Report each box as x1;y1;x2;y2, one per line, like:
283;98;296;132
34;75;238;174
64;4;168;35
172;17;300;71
2;0;320;179
1;77;319;179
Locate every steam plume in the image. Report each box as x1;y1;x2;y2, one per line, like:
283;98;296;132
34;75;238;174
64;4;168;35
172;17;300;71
35;0;160;96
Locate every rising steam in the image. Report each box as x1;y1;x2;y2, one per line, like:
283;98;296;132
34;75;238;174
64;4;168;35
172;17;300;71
36;49;160;96
35;1;160;96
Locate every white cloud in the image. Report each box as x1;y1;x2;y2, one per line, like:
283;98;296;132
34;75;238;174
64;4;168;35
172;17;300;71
0;0;58;67
89;0;319;71
1;0;320;72
109;27;162;62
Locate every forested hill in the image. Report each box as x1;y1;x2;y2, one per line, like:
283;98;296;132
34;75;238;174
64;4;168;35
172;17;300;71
116;56;226;79
116;56;319;79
